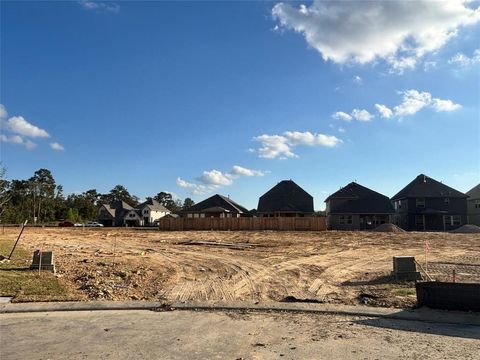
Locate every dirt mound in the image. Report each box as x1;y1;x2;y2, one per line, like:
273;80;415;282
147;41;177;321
450;224;480;233
371;223;406;233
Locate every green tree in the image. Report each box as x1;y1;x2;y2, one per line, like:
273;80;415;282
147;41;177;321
154;192;180;211
29;169;57;223
0;164;10;220
182;197;195;210
101;185;139;207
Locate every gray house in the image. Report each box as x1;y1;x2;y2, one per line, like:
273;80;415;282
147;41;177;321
392;174;468;231
98;200;133;226
257;180;314;217
466;184;480;226
182;194;250;218
325;182;394;230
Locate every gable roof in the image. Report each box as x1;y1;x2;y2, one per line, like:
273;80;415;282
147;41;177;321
257;180;314;213
184;194;249;214
392;174;467;200
466;184;480;200
138;198;170;212
325;182;394;214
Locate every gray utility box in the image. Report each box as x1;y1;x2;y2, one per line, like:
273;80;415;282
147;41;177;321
392;256;421;281
30;250;55;272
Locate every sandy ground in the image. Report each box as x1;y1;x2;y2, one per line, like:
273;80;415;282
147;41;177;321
1;310;479;359
2;227;480;306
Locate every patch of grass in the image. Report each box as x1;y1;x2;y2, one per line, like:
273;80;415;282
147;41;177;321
391;287;416;297
0;238;79;301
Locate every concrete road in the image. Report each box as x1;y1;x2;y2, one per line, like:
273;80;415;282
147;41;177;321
1;310;479;359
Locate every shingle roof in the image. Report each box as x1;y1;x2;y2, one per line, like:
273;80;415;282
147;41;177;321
138;198;170;212
325;182;394;214
184;194;250;215
257;180;314;214
466;184;480;200
392;174;467;200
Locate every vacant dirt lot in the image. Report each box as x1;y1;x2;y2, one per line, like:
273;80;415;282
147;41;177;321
2;228;479;307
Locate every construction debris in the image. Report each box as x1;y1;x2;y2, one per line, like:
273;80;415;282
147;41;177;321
391;256;421;281
372;223;406;233
450;224;480;234
30;250;55;272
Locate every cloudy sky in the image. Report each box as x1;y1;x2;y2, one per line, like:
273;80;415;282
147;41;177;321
1;1;479;209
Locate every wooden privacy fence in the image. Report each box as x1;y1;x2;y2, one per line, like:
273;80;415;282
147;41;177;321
157;217;326;231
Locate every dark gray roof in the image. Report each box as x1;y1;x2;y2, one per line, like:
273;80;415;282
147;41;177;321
325;182;394;214
466;184;480;200
184;194;250;215
257;180;314;214
392;174;467;200
99;200;133;220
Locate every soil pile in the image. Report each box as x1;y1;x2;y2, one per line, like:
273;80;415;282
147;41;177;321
371;223;406;233
450;224;480;233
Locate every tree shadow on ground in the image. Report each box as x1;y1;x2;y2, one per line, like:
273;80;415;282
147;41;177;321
354;315;480;340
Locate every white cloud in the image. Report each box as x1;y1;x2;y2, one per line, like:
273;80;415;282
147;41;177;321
254;134;297;159
423;61;437;72
5;116;49;138
198;170;233;187
393;90;461;117
351;109;374;122
79;1;119;13
253;131;341;159
230;165;265;177
0;134;23;144
375;104;394;119
178;165;266;195
393;90;432;116
431;98;462;112
448;49;480;66
50;142;65;151
338;127;346;133
272;0;480;71
0;104;7;119
332;111;353;122
387;56;417;74
0;134;36;150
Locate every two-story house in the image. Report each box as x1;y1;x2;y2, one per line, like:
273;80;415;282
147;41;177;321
98;200;133;227
257;180;314;217
466;184;480;226
123;198;170;226
325;182;394;230
391;174;468;231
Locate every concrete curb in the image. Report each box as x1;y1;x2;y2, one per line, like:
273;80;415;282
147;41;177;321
1;300;479;326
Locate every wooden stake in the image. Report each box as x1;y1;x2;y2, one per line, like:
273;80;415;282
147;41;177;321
112;236;117;268
38;246;43;275
8;220;28;260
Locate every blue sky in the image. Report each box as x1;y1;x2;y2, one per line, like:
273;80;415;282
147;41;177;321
1;0;479;210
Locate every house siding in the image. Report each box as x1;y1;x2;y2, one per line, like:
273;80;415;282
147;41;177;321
393;197;467;231
467;197;480;226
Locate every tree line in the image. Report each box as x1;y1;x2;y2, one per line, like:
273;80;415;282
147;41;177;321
0;166;194;224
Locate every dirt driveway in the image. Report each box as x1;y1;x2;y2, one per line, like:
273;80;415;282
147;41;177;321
3;228;480;306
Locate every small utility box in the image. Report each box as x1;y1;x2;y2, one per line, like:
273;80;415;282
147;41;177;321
392;256;421;281
30;250;55;272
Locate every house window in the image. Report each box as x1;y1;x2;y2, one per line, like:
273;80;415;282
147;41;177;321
416;198;425;208
444;198;450;205
475;200;480;209
129;213;135;218
415;215;424;227
143;209;148;214
444;215;451;227
452;215;461;226
339;215;352;225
